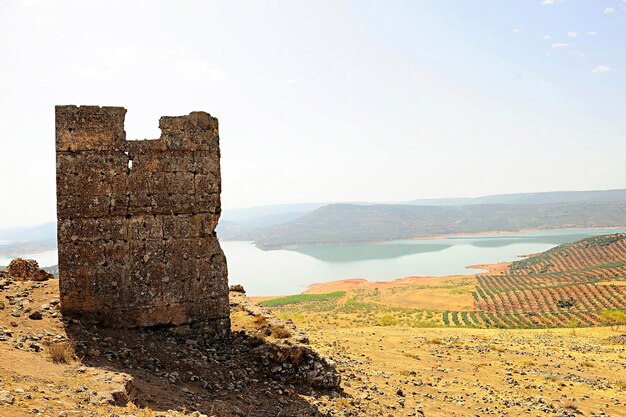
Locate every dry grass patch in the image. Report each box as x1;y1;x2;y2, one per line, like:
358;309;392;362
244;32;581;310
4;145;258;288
46;340;75;364
487;344;506;353
271;326;292;339
402;352;420;360
562;401;579;410
253;315;269;328
543;372;561;382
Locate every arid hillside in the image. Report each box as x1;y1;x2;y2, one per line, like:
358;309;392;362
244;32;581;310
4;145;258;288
0;270;341;417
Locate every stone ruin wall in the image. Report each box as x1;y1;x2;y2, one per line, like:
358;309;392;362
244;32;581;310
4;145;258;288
55;105;229;335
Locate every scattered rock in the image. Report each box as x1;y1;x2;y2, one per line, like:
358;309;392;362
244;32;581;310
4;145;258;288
109;389;130;406
0;390;15;405
607;334;626;344
87;348;101;357
28;310;43;320
230;290;310;345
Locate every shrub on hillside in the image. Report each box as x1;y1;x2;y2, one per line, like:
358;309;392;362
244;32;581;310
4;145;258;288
600;309;626;331
380;314;399;326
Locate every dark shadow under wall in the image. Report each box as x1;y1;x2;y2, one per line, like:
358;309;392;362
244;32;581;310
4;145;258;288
63;309;342;416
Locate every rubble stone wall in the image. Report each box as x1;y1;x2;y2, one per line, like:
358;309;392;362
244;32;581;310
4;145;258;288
55;105;229;334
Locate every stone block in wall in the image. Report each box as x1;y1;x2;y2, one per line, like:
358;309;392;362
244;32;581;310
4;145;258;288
195;191;221;213
150;193;197;215
128;215;164;241
58;217;127;242
57;194;111;218
56;106;127;152
159;112;219;151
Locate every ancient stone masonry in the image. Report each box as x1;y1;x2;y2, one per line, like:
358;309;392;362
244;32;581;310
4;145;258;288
55;105;229;335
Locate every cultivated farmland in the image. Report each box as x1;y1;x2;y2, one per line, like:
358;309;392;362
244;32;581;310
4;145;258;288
470;233;626;328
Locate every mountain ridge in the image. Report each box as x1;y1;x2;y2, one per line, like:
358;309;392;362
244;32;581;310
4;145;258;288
254;201;626;248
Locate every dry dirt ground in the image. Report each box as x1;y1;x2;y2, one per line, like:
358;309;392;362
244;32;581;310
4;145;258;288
307;325;626;417
1;276;625;417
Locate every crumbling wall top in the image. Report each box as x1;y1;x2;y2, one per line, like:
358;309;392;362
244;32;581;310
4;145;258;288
56;105;219;153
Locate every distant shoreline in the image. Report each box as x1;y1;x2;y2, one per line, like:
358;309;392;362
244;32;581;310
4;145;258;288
251;261;511;302
411;225;626;241
255;225;626;250
248;262;508;302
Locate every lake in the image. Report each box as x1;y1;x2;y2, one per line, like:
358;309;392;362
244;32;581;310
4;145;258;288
3;228;626;295
222;228;626;295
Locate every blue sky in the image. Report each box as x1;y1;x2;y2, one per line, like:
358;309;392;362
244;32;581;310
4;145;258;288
0;0;625;228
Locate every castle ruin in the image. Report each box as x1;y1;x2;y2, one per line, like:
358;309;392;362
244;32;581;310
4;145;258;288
55;105;229;335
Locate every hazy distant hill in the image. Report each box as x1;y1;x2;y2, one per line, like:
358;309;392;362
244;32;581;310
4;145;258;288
254;201;626;248
218;189;626;241
406;189;626;206
220;203;328;224
0;222;57;245
0;222;57;259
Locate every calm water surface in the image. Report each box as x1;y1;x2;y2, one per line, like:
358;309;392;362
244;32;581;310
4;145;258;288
3;228;626;295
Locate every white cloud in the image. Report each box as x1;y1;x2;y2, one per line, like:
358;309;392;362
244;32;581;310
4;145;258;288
567;32;577;37
69;46;138;80
286;79;297;84
572;51;588;60
512;28;522;33
69;66;118;80
591;65;611;73
551;43;569;48
542;35;551;39
20;0;49;8
604;7;614;14
541;0;564;5
587;31;597;36
176;59;227;82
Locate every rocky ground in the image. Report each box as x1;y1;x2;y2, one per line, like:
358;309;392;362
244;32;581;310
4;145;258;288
0;261;625;416
305;326;625;417
0;264;340;417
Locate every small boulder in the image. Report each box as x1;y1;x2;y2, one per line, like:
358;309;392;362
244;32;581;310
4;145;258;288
0;390;15;405
229;284;246;293
87;348;100;357
28;311;43;320
7;259;53;281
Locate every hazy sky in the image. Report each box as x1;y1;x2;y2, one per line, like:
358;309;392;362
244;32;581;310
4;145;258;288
1;0;625;229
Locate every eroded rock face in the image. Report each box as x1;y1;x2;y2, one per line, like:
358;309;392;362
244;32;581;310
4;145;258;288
7;259;53;282
55;105;229;334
